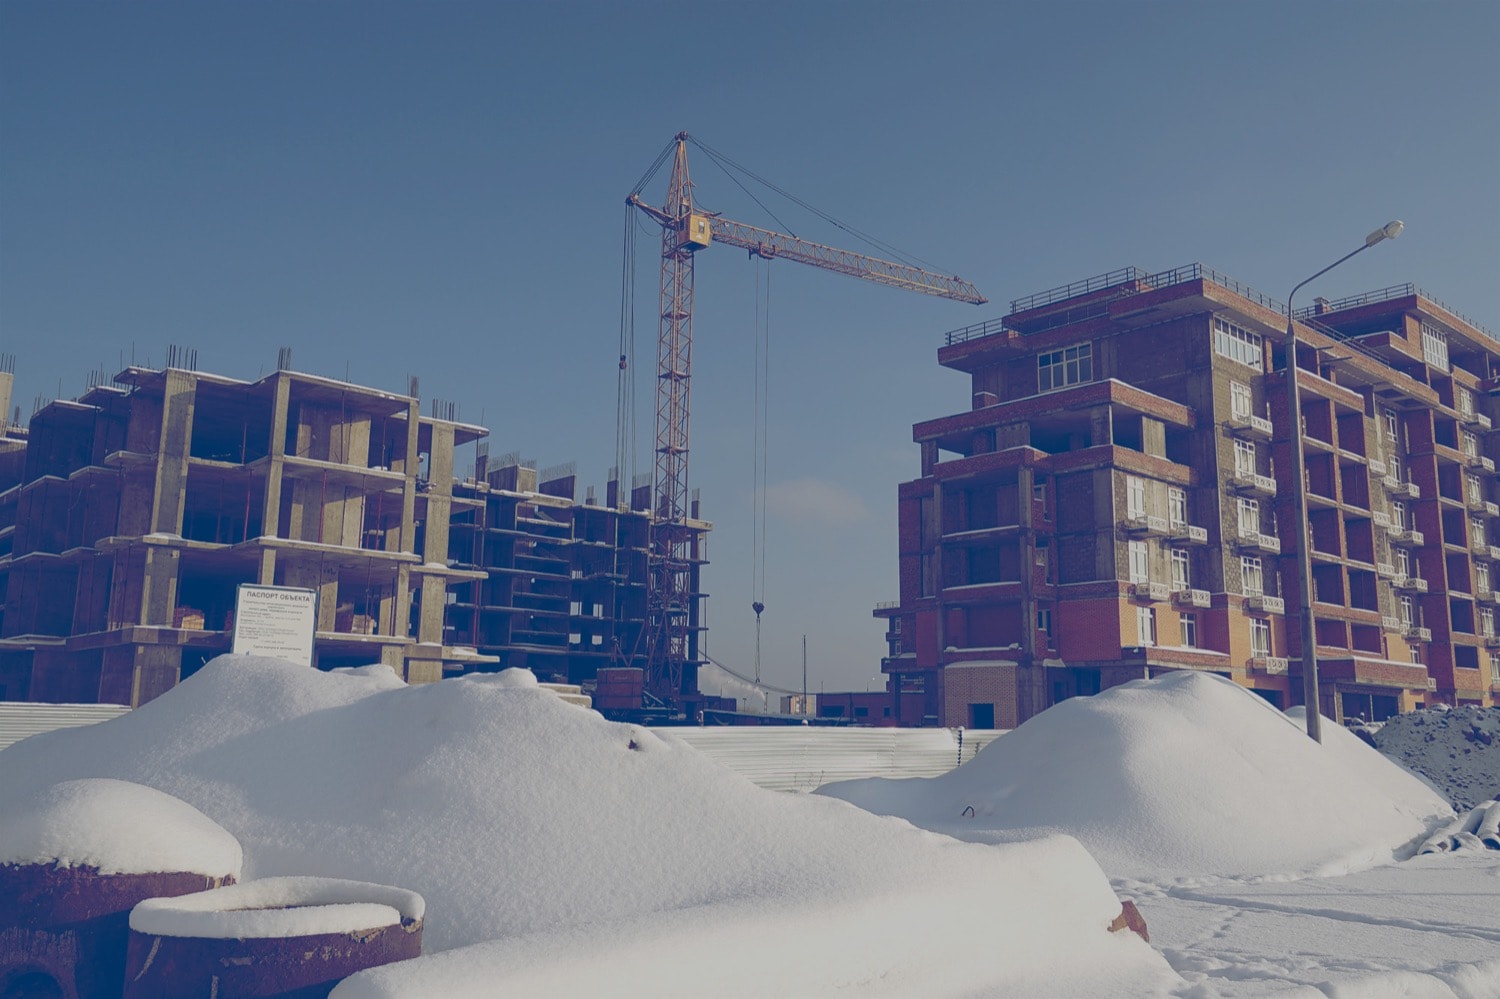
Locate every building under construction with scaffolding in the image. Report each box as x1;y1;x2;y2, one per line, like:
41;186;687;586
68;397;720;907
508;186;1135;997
0;354;710;713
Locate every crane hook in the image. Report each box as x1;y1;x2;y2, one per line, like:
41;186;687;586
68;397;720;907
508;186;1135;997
752;601;765;618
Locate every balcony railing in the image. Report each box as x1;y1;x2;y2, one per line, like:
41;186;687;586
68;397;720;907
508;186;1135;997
1231;470;1277;496
1404;625;1433;642
1382;615;1401;631
1245;594;1285;614
1404;481;1422;498
1169;522;1209;544
1248;656;1289;675
1129;580;1171;601
1376;561;1396;578
1372;511;1391;528
1393;575;1429;593
1227;413;1274;439
1382;475;1403;493
1172;588;1211;608
1483;634;1500;650
1122;513;1169;536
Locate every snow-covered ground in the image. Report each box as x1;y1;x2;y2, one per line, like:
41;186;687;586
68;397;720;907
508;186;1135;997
1;657;1496;997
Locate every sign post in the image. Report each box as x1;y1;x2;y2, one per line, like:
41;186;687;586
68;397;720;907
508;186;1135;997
230;584;318;668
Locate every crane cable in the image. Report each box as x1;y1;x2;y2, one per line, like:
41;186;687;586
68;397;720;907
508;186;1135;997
751;258;771;682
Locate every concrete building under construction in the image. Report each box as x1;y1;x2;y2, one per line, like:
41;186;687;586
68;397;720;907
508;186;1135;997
877;266;1500;729
0;356;708;709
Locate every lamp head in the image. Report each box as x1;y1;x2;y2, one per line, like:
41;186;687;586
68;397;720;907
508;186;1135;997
1366;220;1405;247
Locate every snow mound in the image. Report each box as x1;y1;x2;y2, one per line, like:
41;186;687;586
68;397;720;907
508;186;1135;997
0;777;242;878
818;671;1452;882
1370;705;1500;810
0;654;1177;997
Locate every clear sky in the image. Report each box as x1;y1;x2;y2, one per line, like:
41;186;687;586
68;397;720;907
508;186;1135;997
2;1;1496;694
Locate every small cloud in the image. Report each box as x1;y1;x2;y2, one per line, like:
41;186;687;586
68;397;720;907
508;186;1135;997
763;477;871;527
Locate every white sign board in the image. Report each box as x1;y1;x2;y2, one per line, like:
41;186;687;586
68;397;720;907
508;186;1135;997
231;584;318;667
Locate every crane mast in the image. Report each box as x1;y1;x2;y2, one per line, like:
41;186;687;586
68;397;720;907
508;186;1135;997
625;133;985;709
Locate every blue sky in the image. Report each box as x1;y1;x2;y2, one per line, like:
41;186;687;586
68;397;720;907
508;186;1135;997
2;1;1496;693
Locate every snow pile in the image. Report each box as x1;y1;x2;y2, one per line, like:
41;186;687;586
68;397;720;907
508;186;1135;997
131;877;423;939
818;671;1452;881
0;655;1176;997
1370;704;1500;810
0;777;242;878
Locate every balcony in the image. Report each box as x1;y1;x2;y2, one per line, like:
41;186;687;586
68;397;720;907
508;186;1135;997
1488;502;1499;518
1489;545;1500;562
1404;481;1422;499
1382;474;1404;493
1388;527;1424;546
1476;588;1496;604
1231;470;1278;496
1471;538;1490;555
1404;625;1433;642
1376;561;1396;578
1248;656;1289;675
1122;513;1169;536
1172;588;1211;608
1129;580;1170;601
1227;413;1274;440
1372;510;1391;529
1244;594;1285;614
1484;634;1500;650
1393;575;1429;594
1382;615;1401;631
1168;521;1209;545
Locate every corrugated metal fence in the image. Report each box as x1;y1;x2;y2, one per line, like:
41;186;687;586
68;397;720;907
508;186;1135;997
652;726;1007;792
0;703;131;751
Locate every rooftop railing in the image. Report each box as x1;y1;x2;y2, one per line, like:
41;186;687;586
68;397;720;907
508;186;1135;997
1008;266;1148;313
1292;282;1494;338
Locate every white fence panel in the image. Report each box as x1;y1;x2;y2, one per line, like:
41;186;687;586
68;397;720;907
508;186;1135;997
653;726;1007;792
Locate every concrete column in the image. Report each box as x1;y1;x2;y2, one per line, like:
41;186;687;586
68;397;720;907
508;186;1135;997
262;374;291;540
1141;416;1166;459
1089;406;1113;447
150;370;196;535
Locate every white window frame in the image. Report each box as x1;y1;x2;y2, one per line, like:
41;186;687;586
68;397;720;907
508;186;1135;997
1128;540;1150;583
1400;595;1415;627
1038;343;1094;392
1171;548;1190;589
1249;618;1271;657
1230;381;1253;419
1180;612;1198;649
1234;439;1257;476
1242;555;1264;596
1237;496;1260;534
1478;562;1491;593
1421;324;1449;372
1468;474;1483;505
1391;499;1406;529
1213;316;1263;370
1389;455;1402;480
1481;606;1495;638
1458;387;1474;417
1463;430;1479;459
1473;517;1488;548
1037;608;1053;637
1395;547;1411;579
1167;486;1187;528
1137;606;1156;647
1384;408;1399;442
1126;475;1146;518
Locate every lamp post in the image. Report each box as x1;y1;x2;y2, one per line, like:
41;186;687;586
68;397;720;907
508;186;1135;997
1286;220;1404;742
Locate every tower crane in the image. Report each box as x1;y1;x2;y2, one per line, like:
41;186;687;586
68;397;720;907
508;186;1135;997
624;132;986;709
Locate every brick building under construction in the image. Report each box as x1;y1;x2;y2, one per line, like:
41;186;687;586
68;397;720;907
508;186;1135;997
877;266;1500;729
0;357;707;708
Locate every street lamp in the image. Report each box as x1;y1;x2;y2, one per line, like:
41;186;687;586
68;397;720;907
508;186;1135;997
1286;220;1404;743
